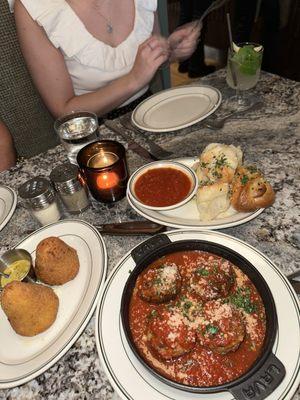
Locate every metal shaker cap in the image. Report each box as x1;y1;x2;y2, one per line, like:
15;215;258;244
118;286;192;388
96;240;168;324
50;162;82;195
18;177;56;210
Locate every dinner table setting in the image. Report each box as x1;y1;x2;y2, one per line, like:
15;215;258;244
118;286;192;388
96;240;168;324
0;64;299;400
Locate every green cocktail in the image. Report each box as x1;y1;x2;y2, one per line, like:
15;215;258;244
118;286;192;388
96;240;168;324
226;43;263;107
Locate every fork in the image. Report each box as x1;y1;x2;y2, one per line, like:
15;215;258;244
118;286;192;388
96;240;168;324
193;0;229;29
119;114;174;160
204;101;263;130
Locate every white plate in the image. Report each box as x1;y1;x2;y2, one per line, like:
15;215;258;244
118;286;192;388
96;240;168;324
0;219;107;389
0;185;17;232
127;158;264;230
132;85;221;132
95;230;300;400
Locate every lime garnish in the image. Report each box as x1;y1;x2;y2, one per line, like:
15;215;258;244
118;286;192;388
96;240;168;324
232;42;241;53
254;45;263;52
232;45;262;76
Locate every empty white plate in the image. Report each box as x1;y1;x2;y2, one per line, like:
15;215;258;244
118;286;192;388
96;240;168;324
132;85;222;132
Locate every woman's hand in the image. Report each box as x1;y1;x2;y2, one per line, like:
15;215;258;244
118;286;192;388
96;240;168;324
129;36;170;88
168;21;202;63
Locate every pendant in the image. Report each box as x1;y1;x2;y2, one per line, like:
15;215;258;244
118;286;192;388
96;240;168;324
107;23;113;34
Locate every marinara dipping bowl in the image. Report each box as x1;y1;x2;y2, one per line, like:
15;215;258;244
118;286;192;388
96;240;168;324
127;161;198;211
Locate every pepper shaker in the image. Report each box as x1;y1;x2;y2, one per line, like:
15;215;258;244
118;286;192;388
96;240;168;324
50;162;90;214
18;177;61;226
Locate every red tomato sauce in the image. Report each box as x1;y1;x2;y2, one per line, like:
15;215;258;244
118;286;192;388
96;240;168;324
129;251;266;387
134;167;192;207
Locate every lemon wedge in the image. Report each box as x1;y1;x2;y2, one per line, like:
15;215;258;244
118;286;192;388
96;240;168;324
1;259;31;287
232;42;241;53
254;45;263;52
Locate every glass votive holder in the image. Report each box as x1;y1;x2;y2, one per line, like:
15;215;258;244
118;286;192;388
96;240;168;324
54;111;99;164
77;140;129;203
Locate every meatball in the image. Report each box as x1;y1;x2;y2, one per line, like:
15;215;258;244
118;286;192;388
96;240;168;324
146;308;197;360
137;264;181;303
190;258;234;301
197;300;245;354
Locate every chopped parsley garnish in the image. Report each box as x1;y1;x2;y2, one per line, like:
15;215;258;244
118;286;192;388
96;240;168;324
247;165;258;174
215;154;228;169
241;175;249;185
181;300;193;318
212;170;222;179
200;161;209;168
178;298;202;321
206;325;219;335
148;309;158;319
183;301;193;310
228;287;257;314
153;277;162;285
196;268;209;276
213;263;219;273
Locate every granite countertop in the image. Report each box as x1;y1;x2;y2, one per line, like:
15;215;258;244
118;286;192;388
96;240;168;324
0;70;299;399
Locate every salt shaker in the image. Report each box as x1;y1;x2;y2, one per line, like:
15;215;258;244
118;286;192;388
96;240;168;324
18;177;61;226
50;162;90;214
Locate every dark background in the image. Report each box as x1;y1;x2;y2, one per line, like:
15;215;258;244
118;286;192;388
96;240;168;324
167;0;300;82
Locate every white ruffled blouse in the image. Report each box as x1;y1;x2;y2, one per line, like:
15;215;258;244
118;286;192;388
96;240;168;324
9;0;157;102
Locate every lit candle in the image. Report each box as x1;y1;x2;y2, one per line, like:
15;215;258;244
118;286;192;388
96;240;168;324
77;140;128;203
87;151;119;168
96;171;119;190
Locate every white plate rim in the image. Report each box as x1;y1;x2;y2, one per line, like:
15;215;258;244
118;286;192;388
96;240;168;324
131;85;222;132
95;229;300;400
0;219;107;389
0;185;17;232
127;157;264;230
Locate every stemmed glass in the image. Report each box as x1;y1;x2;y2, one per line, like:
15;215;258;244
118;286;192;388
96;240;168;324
226;42;264;109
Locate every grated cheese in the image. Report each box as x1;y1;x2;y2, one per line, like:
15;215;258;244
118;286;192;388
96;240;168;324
243;312;259;341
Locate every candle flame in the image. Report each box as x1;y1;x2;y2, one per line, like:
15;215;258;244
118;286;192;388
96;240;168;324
96;171;119;190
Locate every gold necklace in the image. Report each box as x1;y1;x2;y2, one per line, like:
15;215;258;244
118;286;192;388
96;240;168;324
93;1;113;34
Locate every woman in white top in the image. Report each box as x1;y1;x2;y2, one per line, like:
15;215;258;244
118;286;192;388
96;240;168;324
12;0;201;118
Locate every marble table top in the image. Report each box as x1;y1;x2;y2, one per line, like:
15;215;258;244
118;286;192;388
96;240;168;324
0;70;299;399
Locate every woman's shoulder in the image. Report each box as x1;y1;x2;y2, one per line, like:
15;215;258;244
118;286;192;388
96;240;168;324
9;0;65;17
10;0;157;16
136;0;157;12
13;0;82;53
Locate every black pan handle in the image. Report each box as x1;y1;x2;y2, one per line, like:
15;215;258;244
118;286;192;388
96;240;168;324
131;234;171;264
230;353;285;400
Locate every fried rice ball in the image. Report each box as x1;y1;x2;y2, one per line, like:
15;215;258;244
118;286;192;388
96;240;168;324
35;236;79;285
1;281;59;337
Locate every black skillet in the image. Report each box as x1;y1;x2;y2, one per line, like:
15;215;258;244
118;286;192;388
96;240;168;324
121;234;286;400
